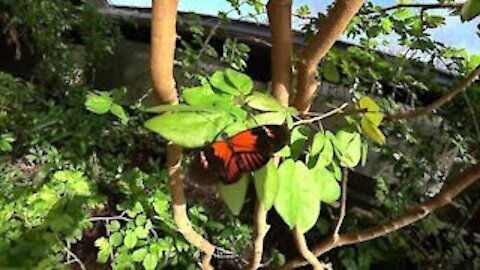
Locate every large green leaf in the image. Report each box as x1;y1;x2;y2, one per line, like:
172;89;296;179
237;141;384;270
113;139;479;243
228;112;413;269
218;175;249;215
144;112;231;148
226;68;253;94
254;160;280;210
210;71;240;95
313;168;340;203
246;92;286;112
274;160;321;233
182;84;216;106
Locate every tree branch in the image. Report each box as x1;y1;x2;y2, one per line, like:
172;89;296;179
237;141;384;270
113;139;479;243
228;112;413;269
292;228;325;270
248;202;270;270
267;0;292;106
366;2;464;14
151;0;179;103
282;162;480;269
387;65;480;121
151;2;215;269
292;0;364;114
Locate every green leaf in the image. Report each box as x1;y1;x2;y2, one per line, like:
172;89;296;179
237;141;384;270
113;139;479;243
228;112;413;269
313;168;340;203
218;175;249;215
329;161;342;181
107;220;121;232
290;125;311;160
461;0;480;21
334;131;361;168
361;117;386;145
85;93;112;114
124;230;138;249
142;104;216;113
322;61;341;83
144;112;231;148
143;253;158;270
250;111;287;126
310;132;325;157
246;92;285;112
110;104;129;125
95;238;112;263
210;71;239;95
254;160;280;210
132;248;149;262
182;84;216;106
225;68;253;94
274;160;321;233
135;214;147;226
314;136;333;169
358;96;383;127
109;232;123;247
135;226;149;239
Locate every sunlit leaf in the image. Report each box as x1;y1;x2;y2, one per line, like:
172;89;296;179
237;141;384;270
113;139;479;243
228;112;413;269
313;167;340;203
210;71;239;95
274;160;321;233
246;92;285;112
144;112;232;148
225;68;253;94
254;160;280;210
358;96;384;127
85;93;112;114
110;104;128;125
361;117;386;145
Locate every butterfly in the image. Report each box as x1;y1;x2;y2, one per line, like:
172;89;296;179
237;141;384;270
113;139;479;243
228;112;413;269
189;125;289;184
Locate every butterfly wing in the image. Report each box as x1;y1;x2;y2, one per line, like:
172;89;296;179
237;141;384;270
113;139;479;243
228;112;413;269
189;141;242;184
230;125;289;173
190;125;289;185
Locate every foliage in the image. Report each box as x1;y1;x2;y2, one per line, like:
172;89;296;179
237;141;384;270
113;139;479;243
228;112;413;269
1;0;480;269
143;68;384;235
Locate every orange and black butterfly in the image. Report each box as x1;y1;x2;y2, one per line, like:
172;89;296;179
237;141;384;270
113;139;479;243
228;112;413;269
189;125;289;184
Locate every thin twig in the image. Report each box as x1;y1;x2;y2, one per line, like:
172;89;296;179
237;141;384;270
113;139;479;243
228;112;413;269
333;168;348;237
293;103;348;126
63;245;86;270
364;2;464;14
387;65;480;121
88;215;131;223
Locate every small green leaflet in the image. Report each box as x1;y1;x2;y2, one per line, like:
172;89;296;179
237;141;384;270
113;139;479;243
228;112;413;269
254;160;280;211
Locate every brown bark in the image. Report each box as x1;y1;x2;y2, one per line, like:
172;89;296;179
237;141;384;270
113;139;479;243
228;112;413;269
282;162;480;269
151;0;179;103
387;65;480;121
267;0;292;106
150;1;215;268
292;0;365;114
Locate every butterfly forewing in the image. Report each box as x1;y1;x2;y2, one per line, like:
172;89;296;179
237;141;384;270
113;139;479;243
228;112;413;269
189;125;289;184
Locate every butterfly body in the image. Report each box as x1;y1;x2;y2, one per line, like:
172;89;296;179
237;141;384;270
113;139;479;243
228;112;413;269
190;125;288;184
